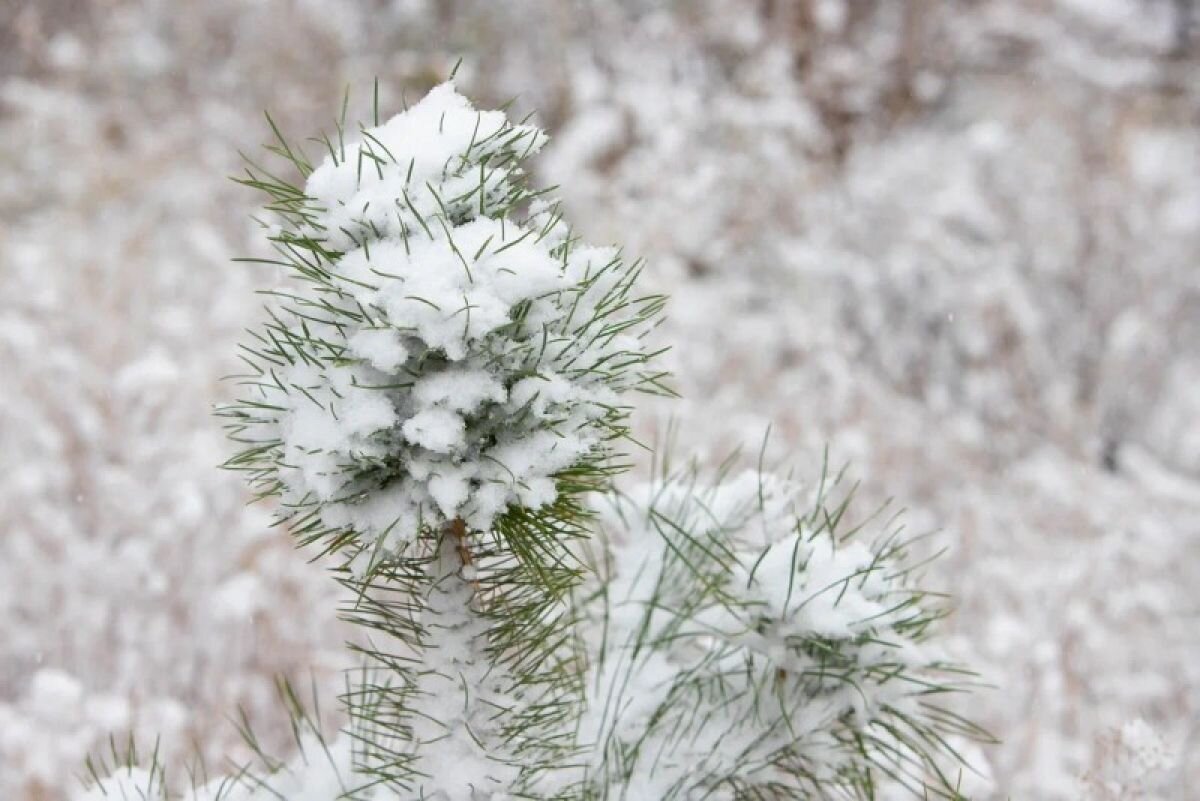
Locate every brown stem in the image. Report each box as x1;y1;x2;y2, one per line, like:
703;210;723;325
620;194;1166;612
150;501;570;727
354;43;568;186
447;516;482;594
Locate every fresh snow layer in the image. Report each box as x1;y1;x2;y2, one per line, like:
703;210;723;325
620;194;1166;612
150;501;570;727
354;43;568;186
235;83;654;557
536;471;957;798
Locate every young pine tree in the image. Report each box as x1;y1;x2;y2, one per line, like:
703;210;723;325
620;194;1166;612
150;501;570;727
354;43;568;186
80;80;987;801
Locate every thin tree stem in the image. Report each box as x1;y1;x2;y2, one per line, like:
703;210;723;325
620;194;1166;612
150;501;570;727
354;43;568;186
446;516;482;594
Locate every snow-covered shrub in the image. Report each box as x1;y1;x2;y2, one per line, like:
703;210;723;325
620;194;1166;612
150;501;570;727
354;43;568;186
79;80;983;800
568;468;985;799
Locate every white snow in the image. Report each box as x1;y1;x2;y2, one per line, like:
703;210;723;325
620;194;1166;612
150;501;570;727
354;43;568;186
232;83;657;554
562;471;957;798
347;327;409;372
305;83;546;254
401;406;467;453
9;3;1200;800
412;367;507;413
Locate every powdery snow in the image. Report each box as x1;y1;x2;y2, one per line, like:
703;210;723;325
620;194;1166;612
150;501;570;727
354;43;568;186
555;471;967;798
230;83;660;558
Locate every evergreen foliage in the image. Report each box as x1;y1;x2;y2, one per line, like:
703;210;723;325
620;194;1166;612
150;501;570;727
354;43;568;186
79;79;986;801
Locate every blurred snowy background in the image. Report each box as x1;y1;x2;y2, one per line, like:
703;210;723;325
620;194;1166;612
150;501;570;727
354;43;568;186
1;1;1198;798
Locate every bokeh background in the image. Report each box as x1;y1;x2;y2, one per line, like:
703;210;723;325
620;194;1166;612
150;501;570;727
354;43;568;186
2;1;1198;798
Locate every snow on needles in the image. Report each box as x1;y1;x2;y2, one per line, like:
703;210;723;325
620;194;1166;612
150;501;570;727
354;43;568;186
77;469;978;801
565;470;975;798
76;736;359;801
222;82;665;559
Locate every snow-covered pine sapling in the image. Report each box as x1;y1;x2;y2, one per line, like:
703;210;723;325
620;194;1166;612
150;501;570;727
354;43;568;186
80;81;987;801
215;78;668;797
